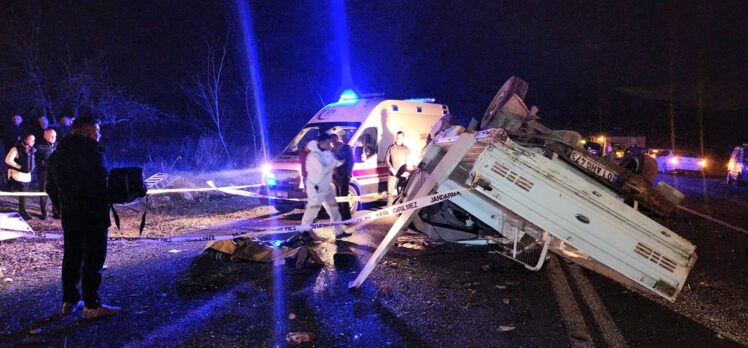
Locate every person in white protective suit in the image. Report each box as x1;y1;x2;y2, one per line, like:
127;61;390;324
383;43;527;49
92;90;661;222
301;133;351;239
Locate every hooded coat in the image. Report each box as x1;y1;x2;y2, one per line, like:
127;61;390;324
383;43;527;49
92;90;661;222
304;140;339;195
301;139;345;236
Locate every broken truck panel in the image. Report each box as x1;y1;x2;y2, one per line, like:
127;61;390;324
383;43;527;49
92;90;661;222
470;130;695;301
403;129;696;301
405;128;696;301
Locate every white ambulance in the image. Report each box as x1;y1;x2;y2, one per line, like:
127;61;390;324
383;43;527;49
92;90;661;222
260;90;449;214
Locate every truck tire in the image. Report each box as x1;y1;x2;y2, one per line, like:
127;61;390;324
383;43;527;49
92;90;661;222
640;156;658;183
480;76;529;129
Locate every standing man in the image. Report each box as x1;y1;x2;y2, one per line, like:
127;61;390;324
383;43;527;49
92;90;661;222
36;128;59;219
332;134;354;221
384;131;410;205
30;115;49;141
5;133;36;220
46;117;119;319
1;114;25;189
56;116;73;138
2;114;24;151
301;133;349;239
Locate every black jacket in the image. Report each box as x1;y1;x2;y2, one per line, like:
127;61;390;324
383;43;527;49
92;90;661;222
35;139;56;173
333;143;354;179
12;142;36;174
46;134;110;230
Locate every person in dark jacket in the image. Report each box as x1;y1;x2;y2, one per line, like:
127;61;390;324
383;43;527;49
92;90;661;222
5;133;36;220
2;114;24;151
332;134;354;221
46;116;119;319
29;115;49;141
35;128;58;219
56;116;73;138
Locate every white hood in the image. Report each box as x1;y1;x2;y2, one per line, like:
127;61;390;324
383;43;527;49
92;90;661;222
305;140;339;189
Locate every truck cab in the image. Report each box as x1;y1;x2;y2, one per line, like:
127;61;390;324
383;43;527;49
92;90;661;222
260;90;449;214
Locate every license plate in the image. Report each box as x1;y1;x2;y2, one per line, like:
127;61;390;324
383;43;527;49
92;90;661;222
570;151;616;183
274;191;288;198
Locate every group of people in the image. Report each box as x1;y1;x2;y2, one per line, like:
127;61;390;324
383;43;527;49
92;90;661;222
298;130;411;240
4;114;119;319
1;114;73;220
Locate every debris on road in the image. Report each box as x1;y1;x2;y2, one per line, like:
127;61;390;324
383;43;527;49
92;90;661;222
499;325;516;333
203;237;322;269
286;331;316;345
379;282;392;297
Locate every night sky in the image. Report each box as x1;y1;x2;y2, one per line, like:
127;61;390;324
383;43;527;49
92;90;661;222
1;0;747;158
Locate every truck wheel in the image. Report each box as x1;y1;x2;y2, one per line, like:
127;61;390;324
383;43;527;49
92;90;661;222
480;77;529;129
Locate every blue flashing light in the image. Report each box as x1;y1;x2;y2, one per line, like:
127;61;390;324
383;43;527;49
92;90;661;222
338;89;359;104
265;172;278;187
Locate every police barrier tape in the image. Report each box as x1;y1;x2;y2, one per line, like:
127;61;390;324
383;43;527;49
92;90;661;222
0;182;384;203
204;180;388;203
7;188;469;243
0;184;264;197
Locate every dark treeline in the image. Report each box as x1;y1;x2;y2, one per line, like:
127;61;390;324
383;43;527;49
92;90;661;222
1;1;746;172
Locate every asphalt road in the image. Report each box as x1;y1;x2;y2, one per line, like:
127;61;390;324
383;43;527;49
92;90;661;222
0;174;746;347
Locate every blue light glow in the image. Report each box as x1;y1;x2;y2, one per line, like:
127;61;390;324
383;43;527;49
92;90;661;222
338;88;359;103
331;0;352;88
265;172;278;187
236;0;270;163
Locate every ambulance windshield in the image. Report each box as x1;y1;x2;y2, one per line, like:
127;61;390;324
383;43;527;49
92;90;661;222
282;122;361;155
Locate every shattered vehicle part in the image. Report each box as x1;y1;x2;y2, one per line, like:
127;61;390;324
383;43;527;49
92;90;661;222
0;213;34;241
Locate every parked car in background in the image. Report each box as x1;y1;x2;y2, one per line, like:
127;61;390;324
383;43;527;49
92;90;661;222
646;149;707;173
726;143;747;185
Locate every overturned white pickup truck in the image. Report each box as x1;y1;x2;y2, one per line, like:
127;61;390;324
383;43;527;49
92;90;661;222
350;77;697;302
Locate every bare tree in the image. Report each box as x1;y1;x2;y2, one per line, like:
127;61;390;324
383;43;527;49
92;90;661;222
243;82;266;165
181;37;233;165
14;26;57;119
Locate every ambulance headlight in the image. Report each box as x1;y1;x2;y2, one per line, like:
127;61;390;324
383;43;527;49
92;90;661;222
261;163;272;174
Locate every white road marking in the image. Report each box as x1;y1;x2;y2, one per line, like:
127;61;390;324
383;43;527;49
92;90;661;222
546;256;595;348
677;205;748;236
568;264;629;348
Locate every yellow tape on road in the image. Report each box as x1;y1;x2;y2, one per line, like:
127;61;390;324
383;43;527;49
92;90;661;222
10;189;470;244
0;184;264;197
206;180;388;203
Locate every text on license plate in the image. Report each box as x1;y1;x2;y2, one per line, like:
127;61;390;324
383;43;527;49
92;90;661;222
570;151;616;182
274;191;288;198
